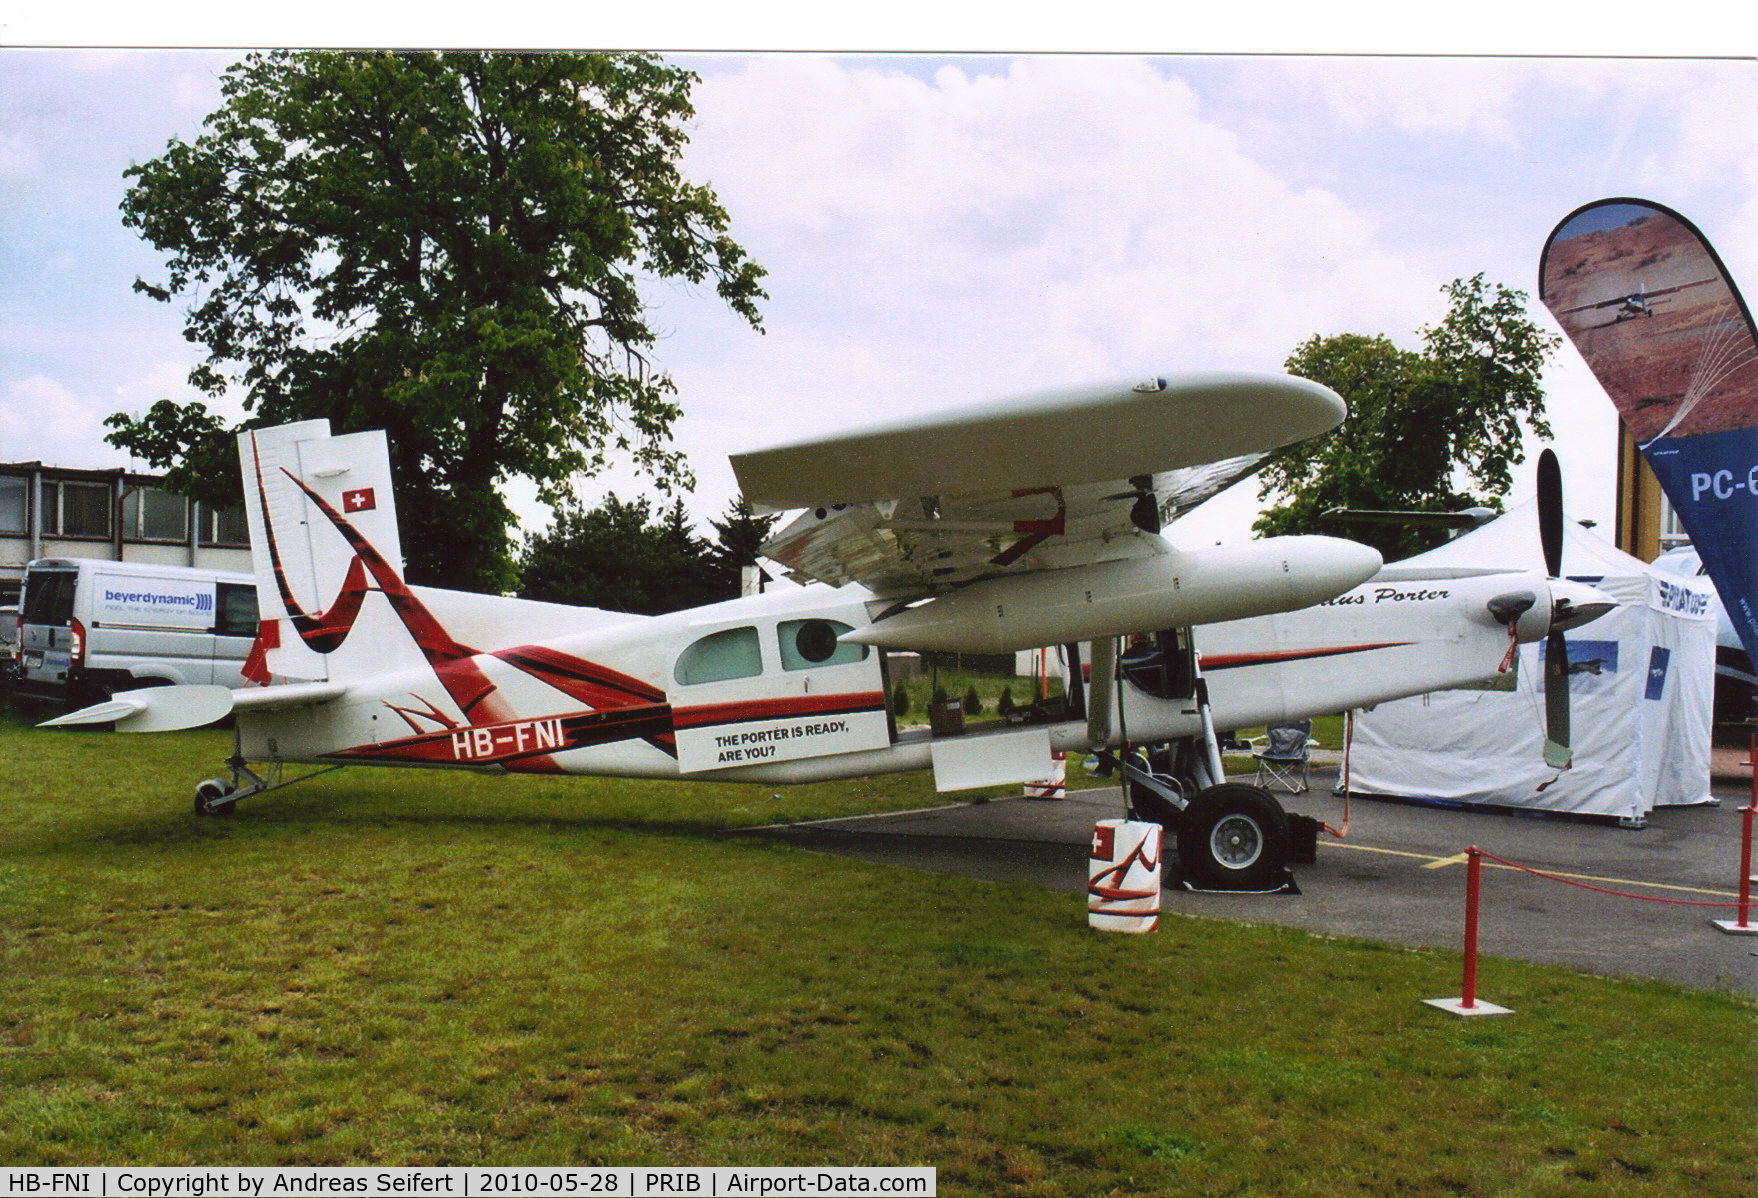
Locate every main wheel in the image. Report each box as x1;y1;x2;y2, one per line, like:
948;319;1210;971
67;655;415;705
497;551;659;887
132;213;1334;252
194;778;236;817
1176;784;1289;890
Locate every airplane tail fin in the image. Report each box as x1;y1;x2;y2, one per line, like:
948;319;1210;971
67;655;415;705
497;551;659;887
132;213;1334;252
238;420;418;682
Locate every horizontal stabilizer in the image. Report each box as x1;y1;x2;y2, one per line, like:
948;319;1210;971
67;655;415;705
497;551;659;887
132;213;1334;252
233;681;350;710
40;685;235;733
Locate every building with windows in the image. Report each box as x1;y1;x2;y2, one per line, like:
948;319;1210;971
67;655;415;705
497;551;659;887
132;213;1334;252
0;463;252;606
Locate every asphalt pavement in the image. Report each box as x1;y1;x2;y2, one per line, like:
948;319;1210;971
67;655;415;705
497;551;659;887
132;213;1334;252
750;764;1758;995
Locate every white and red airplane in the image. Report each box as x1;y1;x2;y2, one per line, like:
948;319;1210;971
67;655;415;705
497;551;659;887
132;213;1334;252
44;372;1612;887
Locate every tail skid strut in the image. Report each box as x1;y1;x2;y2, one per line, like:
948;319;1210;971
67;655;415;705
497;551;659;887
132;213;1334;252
193;731;345;816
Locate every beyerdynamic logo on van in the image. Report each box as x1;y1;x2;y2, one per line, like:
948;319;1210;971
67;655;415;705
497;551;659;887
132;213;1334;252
102;589;214;612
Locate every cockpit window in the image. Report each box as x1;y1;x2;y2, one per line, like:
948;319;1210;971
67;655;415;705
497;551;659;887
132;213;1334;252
674;626;763;686
778;619;868;671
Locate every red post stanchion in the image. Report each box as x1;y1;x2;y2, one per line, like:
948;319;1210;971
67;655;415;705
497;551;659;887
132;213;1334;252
1425;845;1512;1016
1712;732;1758;935
1712;798;1758;935
1461;846;1481;1009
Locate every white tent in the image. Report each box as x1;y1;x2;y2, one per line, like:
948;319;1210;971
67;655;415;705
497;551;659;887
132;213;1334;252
1348;505;1717;825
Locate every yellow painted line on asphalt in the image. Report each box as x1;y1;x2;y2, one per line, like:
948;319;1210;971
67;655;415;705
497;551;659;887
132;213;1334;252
1319;841;1446;863
1321;838;1739;898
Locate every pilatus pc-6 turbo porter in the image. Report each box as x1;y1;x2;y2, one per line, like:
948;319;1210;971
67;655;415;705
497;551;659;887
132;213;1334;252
46;373;1612;886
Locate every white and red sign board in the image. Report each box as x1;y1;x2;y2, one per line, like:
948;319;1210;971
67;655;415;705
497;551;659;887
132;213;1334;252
1024;751;1066;799
673;704;891;774
1089;819;1161;933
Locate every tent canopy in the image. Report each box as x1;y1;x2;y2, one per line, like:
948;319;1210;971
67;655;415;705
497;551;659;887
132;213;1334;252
1349;509;1716;824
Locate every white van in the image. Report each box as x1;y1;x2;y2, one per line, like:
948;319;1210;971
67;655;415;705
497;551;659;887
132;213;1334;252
12;558;259;704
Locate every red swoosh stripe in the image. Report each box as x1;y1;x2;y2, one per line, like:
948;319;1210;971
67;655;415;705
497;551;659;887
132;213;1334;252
1200;643;1412;670
672;691;887;731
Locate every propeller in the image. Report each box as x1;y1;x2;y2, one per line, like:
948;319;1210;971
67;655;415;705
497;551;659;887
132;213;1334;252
1536;448;1573;769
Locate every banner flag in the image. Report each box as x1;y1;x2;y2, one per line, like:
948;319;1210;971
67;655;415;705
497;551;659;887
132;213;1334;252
1540;198;1758;668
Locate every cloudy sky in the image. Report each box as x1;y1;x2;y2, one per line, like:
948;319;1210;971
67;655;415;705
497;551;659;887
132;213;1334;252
2;46;1755;550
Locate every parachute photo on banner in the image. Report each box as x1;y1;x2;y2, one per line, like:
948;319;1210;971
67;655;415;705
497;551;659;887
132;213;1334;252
1540;198;1758;671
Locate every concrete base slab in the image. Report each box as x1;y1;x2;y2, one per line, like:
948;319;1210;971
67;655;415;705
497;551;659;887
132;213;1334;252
1423;997;1514;1017
1709;918;1758;935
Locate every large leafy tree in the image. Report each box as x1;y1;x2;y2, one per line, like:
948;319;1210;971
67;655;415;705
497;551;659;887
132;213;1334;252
1254;274;1559;561
108;51;766;592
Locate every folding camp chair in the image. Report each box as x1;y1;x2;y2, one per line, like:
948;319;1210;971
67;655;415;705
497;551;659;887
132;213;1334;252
1251;719;1313;794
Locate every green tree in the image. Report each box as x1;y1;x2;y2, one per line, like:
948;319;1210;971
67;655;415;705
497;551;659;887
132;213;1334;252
107;50;766;592
1254;274;1558;561
517;494;722;615
706;495;779;595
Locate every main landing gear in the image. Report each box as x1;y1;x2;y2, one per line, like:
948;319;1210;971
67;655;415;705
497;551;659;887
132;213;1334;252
1106;748;1294;891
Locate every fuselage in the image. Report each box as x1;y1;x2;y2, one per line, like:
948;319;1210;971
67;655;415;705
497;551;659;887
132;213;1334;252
236;566;1594;791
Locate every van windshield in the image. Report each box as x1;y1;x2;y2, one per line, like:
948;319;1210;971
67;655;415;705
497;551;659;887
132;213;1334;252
22;571;75;626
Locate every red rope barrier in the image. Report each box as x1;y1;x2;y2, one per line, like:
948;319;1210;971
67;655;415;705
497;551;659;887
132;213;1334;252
1474;848;1748;909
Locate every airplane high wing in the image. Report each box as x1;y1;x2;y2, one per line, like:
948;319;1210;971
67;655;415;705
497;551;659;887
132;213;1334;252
734;372;1345;596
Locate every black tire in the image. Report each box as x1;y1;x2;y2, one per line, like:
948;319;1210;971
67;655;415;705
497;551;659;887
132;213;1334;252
1127;777;1181;827
1176;783;1289;890
194;778;233;816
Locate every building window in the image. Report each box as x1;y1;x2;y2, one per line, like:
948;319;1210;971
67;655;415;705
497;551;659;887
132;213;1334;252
124;486;190;542
0;476;25;535
1659;494;1689;551
42;480;112;538
674;626;763;686
205;504;249;546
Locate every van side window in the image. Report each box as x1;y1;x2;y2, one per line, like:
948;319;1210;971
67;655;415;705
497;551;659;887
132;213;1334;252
215;583;260;638
778;619;868;671
674;627;763;686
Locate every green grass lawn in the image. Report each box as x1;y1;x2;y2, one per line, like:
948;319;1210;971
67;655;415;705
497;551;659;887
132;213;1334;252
1;707;1753;1193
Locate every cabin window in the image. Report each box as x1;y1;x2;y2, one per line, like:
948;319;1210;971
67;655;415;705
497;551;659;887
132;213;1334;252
1119;629;1196;701
778;619;868;671
674;626;763;686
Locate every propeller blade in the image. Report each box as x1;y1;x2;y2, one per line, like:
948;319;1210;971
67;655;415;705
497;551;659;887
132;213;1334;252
1542;628;1572;769
1537;448;1564;579
1320;506;1499;529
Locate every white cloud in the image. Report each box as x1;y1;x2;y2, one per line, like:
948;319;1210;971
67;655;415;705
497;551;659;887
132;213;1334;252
0;131;41;178
680;55;1433;455
1264;57;1535;142
0;374;132;468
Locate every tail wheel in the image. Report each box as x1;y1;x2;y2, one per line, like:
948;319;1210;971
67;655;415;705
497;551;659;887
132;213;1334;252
1176;783;1288;890
194;778;237;817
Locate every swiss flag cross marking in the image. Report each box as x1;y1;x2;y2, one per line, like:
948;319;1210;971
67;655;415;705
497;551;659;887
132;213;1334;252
1090;825;1115;860
342;487;376;513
